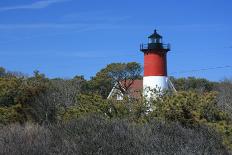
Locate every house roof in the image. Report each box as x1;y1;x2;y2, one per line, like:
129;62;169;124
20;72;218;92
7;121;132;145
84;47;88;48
120;79;143;99
120;79;143;90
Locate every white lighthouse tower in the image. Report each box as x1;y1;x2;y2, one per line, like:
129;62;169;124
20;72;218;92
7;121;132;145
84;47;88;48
140;30;171;98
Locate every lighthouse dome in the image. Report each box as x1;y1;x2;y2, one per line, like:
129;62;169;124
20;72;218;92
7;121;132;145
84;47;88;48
148;30;162;39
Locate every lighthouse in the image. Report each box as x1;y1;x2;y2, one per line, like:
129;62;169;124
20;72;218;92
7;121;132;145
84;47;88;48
140;30;171;97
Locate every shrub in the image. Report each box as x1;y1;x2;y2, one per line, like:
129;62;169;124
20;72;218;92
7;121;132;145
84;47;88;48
61;94;109;121
0;104;25;124
0;123;51;155
0;116;229;155
150;91;229;126
148;91;232;150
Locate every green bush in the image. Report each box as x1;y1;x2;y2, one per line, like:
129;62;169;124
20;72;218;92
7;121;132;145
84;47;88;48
149;91;229;125
148;91;232;150
0;104;24;124
62;94;109;121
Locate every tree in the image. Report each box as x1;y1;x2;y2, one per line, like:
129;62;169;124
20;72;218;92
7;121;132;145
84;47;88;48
108;62;142;95
89;62;142;98
170;76;216;93
0;67;6;77
30;89;60;124
217;79;232;118
51;76;87;108
8;71;50;122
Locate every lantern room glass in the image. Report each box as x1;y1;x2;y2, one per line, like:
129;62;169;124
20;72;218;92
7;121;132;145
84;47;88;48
149;38;162;44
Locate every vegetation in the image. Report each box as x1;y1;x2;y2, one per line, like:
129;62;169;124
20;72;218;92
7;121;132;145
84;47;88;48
0;116;228;155
0;64;232;154
88;62;142;98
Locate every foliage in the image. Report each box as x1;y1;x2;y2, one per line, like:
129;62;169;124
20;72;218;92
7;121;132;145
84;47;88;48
217;79;232;118
107;62;142;94
62;93;148;122
0;116;229;155
0;70;50;123
148;91;232;150
0;123;51;155
150;91;229;125
170;76;217;93
106;97;147;121
89;62;142;98
0;67;6;77
62;94;109;121
0;104;25;124
0;66;232;153
0;77;22;106
207;121;232;150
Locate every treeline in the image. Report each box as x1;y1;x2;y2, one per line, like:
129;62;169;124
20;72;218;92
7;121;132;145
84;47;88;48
0;64;232;154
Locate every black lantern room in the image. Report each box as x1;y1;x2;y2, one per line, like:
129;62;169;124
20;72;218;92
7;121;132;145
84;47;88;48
140;29;170;52
148;29;162;43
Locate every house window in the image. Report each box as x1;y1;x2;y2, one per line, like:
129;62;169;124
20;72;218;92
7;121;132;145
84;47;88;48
117;94;123;100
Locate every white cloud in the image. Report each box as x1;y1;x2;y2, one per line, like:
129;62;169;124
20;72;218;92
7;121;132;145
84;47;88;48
0;0;70;11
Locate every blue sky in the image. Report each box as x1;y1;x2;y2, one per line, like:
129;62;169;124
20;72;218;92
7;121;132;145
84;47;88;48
0;0;231;81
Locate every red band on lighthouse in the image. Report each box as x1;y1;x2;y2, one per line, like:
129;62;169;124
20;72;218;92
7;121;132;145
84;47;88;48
144;52;167;76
